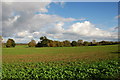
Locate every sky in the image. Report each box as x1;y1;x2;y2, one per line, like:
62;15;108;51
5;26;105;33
1;2;119;43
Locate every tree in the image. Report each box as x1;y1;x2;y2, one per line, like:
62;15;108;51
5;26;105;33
83;41;89;46
77;39;83;46
59;42;64;47
99;41;108;45
36;42;42;47
41;38;50;47
28;39;36;47
40;36;47;41
63;40;71;47
6;39;16;47
78;39;83;44
71;41;78;46
92;40;96;44
90;40;97;46
0;36;3;47
48;40;57;47
36;36;50;47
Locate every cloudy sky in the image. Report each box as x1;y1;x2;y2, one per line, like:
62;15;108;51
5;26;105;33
1;2;118;43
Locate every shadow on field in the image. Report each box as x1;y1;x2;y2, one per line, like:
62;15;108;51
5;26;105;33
111;51;120;54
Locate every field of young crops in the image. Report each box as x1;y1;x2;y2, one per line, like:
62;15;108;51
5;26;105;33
2;45;119;79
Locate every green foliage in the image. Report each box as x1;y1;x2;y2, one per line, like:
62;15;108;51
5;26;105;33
41;39;50;47
71;41;78;46
83;41;90;46
2;45;119;79
2;60;119;79
6;39;16;47
36;36;50;47
40;36;47;40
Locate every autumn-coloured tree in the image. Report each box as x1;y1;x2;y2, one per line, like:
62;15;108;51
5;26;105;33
48;40;56;47
36;36;120;47
28;39;36;47
77;39;83;46
63;40;71;47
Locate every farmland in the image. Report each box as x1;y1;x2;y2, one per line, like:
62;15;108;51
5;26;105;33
2;45;119;79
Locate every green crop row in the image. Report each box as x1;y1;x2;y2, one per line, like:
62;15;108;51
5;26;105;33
2;60;119;80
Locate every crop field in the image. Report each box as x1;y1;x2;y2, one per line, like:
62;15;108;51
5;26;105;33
2;45;120;79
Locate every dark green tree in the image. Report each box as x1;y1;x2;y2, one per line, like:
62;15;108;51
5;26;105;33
6;39;16;47
71;41;78;46
36;36;50;47
41;39;50;47
40;36;47;41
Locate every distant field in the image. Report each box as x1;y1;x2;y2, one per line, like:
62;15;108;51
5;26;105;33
2;45;119;63
2;45;119;79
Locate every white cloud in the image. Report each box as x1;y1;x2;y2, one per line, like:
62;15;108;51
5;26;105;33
2;2;51;36
16;31;30;38
2;2;117;43
47;22;65;34
45;21;117;41
4;15;20;26
3;21;118;43
2;4;83;37
66;21;112;38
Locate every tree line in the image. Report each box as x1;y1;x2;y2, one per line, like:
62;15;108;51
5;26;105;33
2;36;120;48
